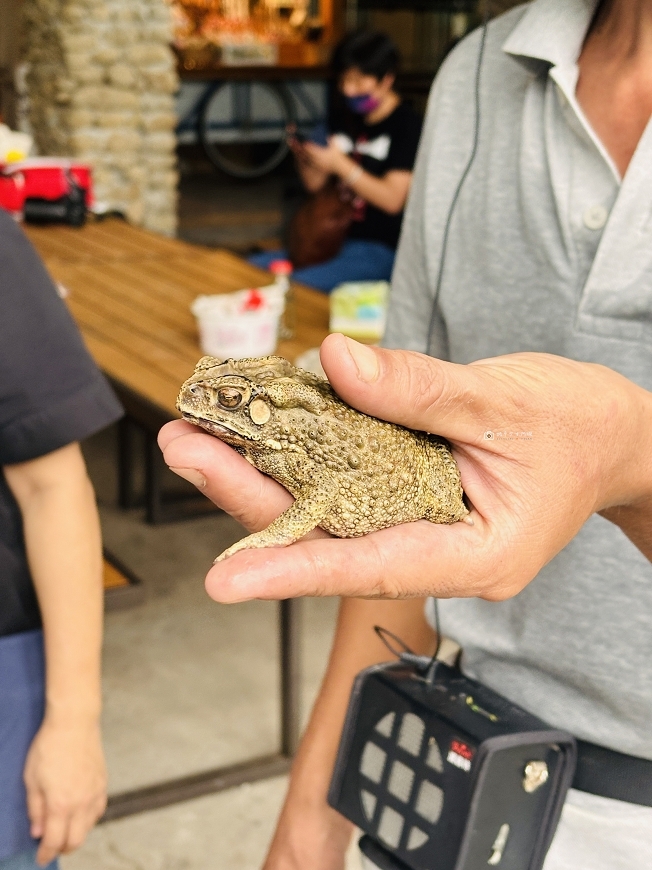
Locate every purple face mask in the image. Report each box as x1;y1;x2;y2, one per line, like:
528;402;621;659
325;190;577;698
345;93;381;114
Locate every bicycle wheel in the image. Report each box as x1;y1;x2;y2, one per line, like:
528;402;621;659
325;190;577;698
199;81;295;178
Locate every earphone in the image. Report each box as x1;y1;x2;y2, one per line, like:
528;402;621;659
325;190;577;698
425;4;490;354
423;2;490;652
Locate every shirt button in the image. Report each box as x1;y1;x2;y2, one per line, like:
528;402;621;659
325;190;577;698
583;204;608;230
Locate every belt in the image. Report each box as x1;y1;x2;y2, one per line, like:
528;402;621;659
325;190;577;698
574;739;652;806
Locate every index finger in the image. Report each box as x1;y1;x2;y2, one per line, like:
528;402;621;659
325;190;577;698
203;515;513;603
303;141;326;157
36;810;68;868
159;421;294;533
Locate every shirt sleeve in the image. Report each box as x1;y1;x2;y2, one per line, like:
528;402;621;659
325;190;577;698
385;106;423;173
0;212;123;466
385;90;450;357
384;31;484;358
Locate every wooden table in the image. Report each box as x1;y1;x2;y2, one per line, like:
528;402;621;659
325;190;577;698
26;217;330;819
26;218;329;419
27;218;329;521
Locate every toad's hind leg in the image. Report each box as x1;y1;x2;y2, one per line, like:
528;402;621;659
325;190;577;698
214;479;339;562
425;501;473;525
423;466;470;525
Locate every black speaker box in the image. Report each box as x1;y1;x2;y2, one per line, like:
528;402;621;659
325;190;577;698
328;661;576;870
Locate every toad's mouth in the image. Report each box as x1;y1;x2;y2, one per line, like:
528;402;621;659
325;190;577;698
181;412;256;443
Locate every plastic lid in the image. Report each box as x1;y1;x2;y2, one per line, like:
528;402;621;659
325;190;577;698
242;289;266;311
269;258;293;275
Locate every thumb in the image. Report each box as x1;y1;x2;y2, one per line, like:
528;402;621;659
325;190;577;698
320;334;498;444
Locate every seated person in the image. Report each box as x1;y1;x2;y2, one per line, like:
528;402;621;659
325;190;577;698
249;30;423;293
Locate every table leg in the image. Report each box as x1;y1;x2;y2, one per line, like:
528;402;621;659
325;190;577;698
280;598;302;757
145;431;164;525
101;598;303;822
118;417;139;508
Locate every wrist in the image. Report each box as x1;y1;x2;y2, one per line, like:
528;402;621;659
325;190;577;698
599;374;652;511
631;386;652;504
335;153;357;181
596;379;652;557
44;695;102;728
265;788;353;870
344;164;363;187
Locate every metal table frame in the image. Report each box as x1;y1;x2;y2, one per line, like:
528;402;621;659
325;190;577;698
102;383;303;821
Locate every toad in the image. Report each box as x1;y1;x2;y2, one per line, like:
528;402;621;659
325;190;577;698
176;355;469;561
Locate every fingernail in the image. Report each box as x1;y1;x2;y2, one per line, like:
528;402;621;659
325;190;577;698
344;337;379;382
169;467;207;488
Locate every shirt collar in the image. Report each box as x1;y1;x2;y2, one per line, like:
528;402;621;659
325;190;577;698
502;0;621;180
502;0;597;70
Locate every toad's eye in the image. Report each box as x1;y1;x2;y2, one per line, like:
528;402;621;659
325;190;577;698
217;387;243;409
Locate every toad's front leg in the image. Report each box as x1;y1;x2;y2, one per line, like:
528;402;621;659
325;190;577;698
214;476;339;562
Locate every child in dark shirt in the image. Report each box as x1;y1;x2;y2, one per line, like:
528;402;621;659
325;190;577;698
250;31;423;293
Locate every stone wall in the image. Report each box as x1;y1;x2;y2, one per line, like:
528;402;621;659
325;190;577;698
22;0;179;235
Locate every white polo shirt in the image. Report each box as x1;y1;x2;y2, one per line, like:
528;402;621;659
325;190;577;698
384;0;652;866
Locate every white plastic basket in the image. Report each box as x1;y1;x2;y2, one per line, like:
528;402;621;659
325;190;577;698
191;285;285;359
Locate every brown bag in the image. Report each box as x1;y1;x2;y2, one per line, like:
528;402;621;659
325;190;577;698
287;180;355;269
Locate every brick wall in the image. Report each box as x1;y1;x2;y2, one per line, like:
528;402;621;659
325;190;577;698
22;0;179;235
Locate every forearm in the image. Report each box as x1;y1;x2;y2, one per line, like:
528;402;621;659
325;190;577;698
333;153;410;214
600;496;652;561
598;378;652;561
284;597;433;810
296;157;329;193
32;478;103;721
265;597;434;867
6;444;103;723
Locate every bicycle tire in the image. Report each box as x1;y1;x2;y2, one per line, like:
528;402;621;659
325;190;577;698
199;81;295;179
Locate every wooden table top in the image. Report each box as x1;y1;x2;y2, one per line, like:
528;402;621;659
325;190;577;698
25;219;330;419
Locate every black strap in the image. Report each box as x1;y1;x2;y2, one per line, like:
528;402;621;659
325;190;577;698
574;739;652;806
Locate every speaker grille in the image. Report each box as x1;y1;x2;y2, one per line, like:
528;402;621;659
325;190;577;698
415;779;444;824
397;713;425;756
377;805;404;849
375;712;395;737
359;711;446;852
387;760;415;803
360;741;387;785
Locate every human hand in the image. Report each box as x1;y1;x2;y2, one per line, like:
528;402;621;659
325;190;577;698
262;796;353;870
159;418;330;542
287;135;311;165
160;334;652;603
301;138;348;176
23;715;107;866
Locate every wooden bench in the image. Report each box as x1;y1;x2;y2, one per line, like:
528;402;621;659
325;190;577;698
26;217;330;820
103;552;144;610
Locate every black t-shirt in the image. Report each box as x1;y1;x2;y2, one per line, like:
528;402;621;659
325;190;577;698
0;211;123;637
332;101;422;249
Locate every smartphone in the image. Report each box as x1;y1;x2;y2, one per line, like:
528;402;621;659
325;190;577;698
287;124;328;147
308;123;329;147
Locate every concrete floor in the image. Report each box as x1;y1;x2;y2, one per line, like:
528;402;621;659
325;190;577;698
58;327;357;866
61;778;292;870
62;781;362;870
